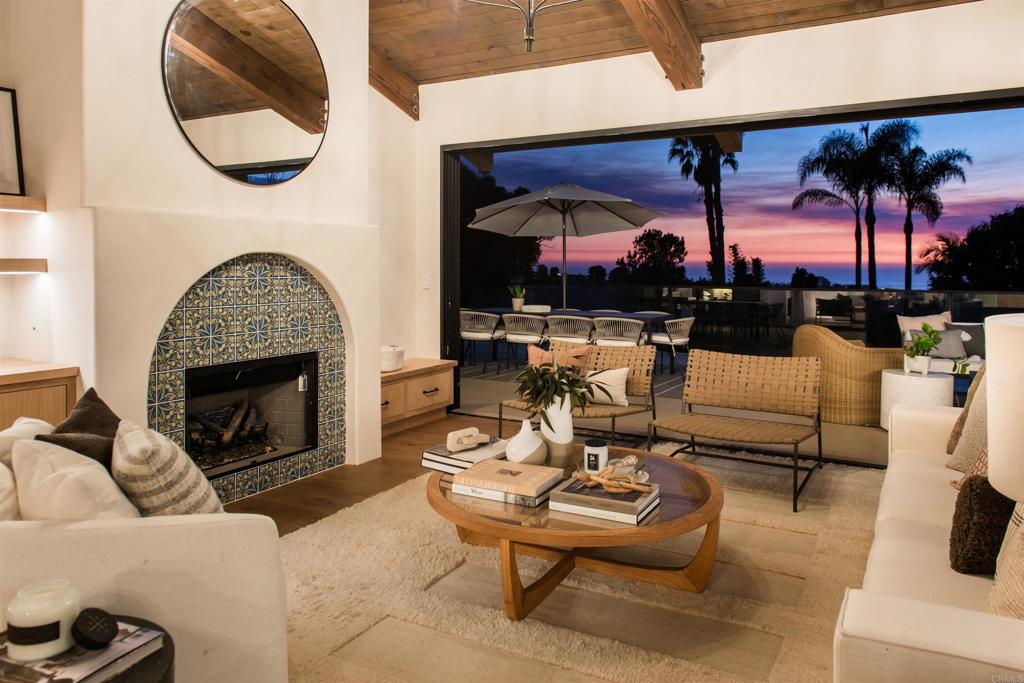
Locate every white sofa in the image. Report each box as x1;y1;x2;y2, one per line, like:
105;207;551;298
0;514;288;683
833;404;1024;682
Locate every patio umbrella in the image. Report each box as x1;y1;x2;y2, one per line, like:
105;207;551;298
468;183;662;310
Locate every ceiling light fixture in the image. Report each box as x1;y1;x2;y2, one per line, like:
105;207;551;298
463;0;582;51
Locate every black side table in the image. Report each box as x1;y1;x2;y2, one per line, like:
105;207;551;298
110;617;174;683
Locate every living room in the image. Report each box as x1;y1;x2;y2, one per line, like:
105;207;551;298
0;0;1021;681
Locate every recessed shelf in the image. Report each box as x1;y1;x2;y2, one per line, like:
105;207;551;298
0;258;48;274
0;195;47;213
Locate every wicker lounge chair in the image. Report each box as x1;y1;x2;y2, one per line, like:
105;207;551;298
648;348;822;512
498;342;656;445
791;324;903;426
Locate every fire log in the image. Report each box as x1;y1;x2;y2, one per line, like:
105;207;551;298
220;399;250;447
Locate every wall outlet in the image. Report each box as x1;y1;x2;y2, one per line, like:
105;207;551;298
421;272;431;290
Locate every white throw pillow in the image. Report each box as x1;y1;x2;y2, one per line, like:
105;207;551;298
0;417;54;466
112;420;223;516
12;440;139;520
586;367;630;407
0;462;18;520
896;311;951;335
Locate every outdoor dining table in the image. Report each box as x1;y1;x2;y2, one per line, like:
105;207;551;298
471;308;672;340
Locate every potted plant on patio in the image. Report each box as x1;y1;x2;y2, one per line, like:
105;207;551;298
508;285;526;312
903;323;942;375
513;362;609;468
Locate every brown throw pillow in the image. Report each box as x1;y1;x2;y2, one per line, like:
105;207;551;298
952;447;988;491
35;433;115;471
947;367;986;455
950;475;1016;575
53;388;121;438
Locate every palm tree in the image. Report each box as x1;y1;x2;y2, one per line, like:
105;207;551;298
793;130;865;286
669;137;738;284
886;136;972;290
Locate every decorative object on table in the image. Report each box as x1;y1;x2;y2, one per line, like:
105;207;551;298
512;361;610;468
951;357;972;375
4;578;80;661
72;608;119;650
0;87;25;196
549;472;660;525
609;454;640;474
879;368;955;431
508;285;526;312
504;419;547;465
420;438;507;475
583;438;609;474
445;427;492;453
903;322;942;374
0;616;166;683
573;466;654;494
380;345;405;372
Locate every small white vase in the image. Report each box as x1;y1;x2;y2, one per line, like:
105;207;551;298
903;355;931;375
511;297;525;312
505;419;547;464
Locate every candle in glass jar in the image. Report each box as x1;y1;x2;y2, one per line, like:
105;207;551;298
5;578;81;661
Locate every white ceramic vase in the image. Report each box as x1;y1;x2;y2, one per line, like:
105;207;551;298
903;355;931;375
505;419;547;464
540;396;575;467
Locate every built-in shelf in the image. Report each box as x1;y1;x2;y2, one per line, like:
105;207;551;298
0;195;47;213
0;258;48;274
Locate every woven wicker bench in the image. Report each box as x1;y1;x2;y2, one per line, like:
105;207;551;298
647;349;823;512
498;342;656;445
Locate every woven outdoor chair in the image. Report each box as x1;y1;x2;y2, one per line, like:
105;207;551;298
460;310;505;374
648;348;823;512
594;317;646;346
498;342;656;446
791;324;903;426
649;316;695;373
546;315;594;344
501;313;547;370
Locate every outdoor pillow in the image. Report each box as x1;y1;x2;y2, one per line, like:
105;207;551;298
949;322;986;358
12;439;139;521
949;475;1015;575
0;417;54;467
527;344;591;369
990;502;1024;619
585;367;630;407
947;367;986;455
947;372;987;472
0;462;17;521
897;311;951;335
910;328;966;359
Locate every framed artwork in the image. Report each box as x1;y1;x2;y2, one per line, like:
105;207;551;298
0;87;25;196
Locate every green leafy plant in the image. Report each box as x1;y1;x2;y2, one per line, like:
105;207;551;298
513;362;610;430
903;322;942;358
508;285;526;299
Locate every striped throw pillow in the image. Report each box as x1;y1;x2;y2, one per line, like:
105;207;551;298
112;420;223;516
990;502;1024;618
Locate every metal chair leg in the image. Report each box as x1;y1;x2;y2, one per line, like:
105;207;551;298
498;402;504;438
645;422;653;450
610;416;616;447
792;443;799;513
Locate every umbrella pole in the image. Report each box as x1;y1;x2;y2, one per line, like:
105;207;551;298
561;214;568;311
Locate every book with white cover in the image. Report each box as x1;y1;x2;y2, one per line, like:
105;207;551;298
549;495;661;525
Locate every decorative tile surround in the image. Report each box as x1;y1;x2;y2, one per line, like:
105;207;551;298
147;253;346;503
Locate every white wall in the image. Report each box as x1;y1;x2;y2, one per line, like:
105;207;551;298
407;0;1024;356
180;108;324;168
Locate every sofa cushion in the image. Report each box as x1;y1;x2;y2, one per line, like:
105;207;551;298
887;448;955;475
949;322;985;358
0;462;17;520
864;519;993;611
876;462;959;531
990;503;1023;618
0;417;54;467
950;475;1016;575
897;311;951;334
911;328;966;359
947;372;987;472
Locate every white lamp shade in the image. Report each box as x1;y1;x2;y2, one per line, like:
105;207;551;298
986;314;1024;502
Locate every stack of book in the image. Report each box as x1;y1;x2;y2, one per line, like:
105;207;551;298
420;438;508;474
549;477;660;525
451;458;566;507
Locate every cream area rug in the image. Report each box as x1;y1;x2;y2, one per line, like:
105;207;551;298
280;445;884;683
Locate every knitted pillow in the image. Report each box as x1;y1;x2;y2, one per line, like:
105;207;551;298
112;420;223;516
947;367;985;455
990;503;1024;618
949;475;1015;574
947;373;987;472
952;447;988;490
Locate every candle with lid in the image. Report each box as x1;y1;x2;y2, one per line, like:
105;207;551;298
5;578;81;661
583;438;609;474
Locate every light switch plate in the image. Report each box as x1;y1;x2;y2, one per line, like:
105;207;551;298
421;272;432;289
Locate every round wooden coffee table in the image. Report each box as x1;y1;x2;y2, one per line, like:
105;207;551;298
426;445;724;620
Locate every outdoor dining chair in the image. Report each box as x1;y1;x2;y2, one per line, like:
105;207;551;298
649;316;695;374
501;313;547;369
546;315;594;344
593;317;646;346
459;310;505;374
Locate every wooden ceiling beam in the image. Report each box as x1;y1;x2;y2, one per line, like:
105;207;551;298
616;0;703;90
713;130;742;153
370;48;420;121
169;8;326;134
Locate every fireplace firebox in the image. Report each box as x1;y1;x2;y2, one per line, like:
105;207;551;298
184;352;318;478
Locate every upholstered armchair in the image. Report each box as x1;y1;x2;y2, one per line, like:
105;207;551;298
792;324;903;426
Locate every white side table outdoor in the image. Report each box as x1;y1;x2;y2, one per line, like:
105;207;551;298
880;369;955;431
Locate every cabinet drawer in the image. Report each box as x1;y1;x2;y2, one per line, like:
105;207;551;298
0;385;69;428
380;383;406;422
404;371;452;412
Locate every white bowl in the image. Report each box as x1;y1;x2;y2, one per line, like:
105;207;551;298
381;345;405;372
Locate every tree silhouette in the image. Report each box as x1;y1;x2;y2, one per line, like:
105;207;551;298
885;129;972;290
587;264;607;283
860;121;917;289
668;136;737;284
790;267;831;288
612;228;688;283
918;205;1024;290
729;244;765;285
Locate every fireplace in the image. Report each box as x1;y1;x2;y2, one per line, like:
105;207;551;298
185;352;318;477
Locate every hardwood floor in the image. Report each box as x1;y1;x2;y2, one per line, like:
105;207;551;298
224;413;512;535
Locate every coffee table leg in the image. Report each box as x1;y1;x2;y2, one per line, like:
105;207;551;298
499;538;576;621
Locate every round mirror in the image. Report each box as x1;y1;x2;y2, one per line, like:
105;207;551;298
162;0;328;185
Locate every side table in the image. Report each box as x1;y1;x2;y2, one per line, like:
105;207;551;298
880;369;954;431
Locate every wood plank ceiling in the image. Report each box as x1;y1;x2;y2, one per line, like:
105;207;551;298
370;0;977;119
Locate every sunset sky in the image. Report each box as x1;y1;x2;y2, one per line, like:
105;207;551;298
483;108;1023;289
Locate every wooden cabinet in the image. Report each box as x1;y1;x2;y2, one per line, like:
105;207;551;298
381;358;456;436
0;358;79;429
